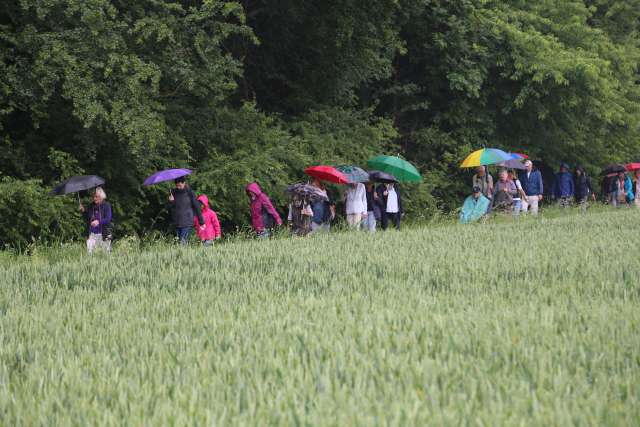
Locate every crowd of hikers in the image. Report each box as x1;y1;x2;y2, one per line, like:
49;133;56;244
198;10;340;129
460;160;640;224
78;176;404;253
78;159;639;254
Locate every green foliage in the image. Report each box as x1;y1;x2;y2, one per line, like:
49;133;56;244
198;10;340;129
1;211;639;423
0;177;82;248
243;0;404;111
189;104;396;228
1;0;640;243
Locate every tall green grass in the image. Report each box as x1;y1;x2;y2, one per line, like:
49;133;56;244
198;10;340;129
1;209;638;425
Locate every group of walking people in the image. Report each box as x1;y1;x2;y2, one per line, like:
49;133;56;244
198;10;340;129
287;179;403;236
460;159;640;223
78;157;640;252
79;176;405;253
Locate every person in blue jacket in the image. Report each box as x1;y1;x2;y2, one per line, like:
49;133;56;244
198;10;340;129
517;160;543;215
460;186;490;224
552;162;575;208
610;170;634;207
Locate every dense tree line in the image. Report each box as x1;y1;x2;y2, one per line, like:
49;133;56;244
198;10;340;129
1;0;639;246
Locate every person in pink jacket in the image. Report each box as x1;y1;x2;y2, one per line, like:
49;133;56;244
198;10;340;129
194;195;221;246
246;182;282;238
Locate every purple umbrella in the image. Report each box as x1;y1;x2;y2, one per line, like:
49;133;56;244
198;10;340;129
143;169;192;186
496;159;527;170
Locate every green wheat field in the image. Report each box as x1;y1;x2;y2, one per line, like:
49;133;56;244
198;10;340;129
1;210;639;426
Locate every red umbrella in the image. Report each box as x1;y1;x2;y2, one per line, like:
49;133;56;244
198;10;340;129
625;163;640;171
304;165;349;184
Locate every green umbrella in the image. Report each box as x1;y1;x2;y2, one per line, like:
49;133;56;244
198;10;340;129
367;155;422;183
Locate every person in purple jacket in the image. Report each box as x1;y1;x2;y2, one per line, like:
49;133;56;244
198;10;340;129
79;187;112;254
246;182;283;238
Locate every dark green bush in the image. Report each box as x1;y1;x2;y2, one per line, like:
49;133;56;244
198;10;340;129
0;177;82;249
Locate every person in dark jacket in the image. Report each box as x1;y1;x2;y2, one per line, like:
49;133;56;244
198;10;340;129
517;160;543;214
574;166;594;210
365;182;382;232
79;186;113;254
552;162;574;208
168;177;205;245
309;179;334;234
377;183;403;230
633;170;640;208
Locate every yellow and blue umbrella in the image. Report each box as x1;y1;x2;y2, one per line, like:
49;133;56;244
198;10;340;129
460;148;511;168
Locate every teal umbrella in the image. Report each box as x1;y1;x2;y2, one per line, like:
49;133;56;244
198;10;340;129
335;165;369;183
367;156;422;183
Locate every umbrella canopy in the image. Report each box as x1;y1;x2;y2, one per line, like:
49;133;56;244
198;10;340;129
625;163;640;172
368;170;398;183
335;165;369;183
51;175;105;196
366;155;421;183
304;165;349;184
144;168;192;186
601;164;626;176
460;148;511;168
497;159;527;170
286;183;329;202
496;153;528;170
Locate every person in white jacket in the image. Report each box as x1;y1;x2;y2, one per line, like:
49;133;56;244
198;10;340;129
344;182;368;229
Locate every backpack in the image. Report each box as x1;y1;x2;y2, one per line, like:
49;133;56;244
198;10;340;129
261;203;275;229
101;201;115;241
102;221;115;241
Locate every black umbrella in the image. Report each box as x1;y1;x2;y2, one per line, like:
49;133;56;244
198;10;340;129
368;170;398;183
285;183;329;202
51;175;105;197
600;164;626;176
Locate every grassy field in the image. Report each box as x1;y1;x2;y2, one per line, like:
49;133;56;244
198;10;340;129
1;209;639;425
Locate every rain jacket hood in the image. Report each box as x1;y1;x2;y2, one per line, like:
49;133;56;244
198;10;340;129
246;182;262;196
197;194;211;209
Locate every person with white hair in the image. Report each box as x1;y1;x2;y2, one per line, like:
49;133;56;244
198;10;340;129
79;186;113;254
517;160;544;214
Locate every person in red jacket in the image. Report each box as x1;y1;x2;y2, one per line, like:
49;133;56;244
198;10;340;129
194;195;221;246
246;182;282;238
